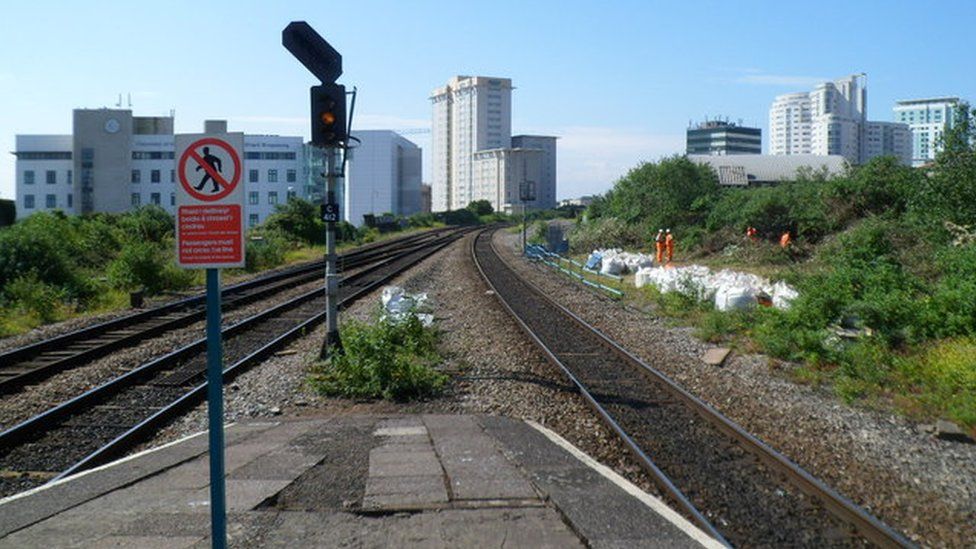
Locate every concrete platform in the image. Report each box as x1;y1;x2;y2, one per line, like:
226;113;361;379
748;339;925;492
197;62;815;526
0;415;723;548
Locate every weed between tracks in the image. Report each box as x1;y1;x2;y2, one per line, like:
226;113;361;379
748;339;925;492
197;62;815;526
309;310;447;401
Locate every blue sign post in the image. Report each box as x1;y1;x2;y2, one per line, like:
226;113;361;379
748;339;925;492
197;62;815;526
175;132;245;549
205;268;226;549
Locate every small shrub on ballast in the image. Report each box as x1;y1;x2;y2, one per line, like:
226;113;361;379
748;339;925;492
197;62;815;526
309;313;446;401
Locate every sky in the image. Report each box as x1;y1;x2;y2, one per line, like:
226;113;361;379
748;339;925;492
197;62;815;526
1;0;974;201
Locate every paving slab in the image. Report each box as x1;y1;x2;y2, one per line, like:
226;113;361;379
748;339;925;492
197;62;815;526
424;414;537;500
0;415;719;548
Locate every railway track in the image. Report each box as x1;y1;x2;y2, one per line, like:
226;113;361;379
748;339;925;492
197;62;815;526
472;229;913;548
0;228;454;395
0;227;470;498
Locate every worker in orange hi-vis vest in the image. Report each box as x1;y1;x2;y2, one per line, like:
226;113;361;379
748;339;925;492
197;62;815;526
665;229;675;263
780;231;791;249
654;229;665;264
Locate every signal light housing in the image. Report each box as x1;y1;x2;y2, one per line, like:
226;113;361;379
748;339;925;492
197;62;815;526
310;84;346;147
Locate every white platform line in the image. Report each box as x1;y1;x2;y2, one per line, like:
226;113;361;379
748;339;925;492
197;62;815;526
527;420;725;549
0;422;252;506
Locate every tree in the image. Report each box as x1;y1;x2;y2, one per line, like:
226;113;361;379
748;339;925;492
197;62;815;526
599;155;720;232
467;200;494;217
911;102;976;227
263;197;325;245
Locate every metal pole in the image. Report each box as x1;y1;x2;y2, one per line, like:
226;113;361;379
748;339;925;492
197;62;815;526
205;268;226;549
320;146;340;359
522;202;527;253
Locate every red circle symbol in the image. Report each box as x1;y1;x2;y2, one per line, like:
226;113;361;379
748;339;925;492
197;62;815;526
178;138;242;202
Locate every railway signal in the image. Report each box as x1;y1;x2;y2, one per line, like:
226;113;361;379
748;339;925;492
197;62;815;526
282;21;347;361
311;83;347;147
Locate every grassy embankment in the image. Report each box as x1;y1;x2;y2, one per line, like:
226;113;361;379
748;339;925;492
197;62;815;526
566;106;976;429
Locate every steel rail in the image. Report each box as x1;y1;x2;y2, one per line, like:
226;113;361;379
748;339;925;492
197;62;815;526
0;228;451;393
0;228;468;483
472;229;914;549
470;230;730;545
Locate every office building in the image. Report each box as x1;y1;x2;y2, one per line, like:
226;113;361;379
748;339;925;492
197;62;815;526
430;76;513;211
471;147;544;214
893;97;961;166
768;74;910;165
686;120;761;155
863;121;912;165
14;109;309;225
343;130;422;227
511;135;558;209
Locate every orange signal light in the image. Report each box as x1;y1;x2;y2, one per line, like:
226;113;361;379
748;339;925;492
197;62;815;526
321;111;337;126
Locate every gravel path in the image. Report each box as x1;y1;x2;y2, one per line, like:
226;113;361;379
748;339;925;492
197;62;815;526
35;227;971;546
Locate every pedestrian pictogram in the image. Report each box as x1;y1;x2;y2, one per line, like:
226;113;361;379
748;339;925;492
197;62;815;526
178;137;242;202
175;133;245;269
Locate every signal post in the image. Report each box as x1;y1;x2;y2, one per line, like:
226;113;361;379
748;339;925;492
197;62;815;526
282;22;348;359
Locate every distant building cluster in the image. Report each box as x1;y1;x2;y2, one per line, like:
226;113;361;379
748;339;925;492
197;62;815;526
12;109;427;225
430;76;557;214
685;74;966;174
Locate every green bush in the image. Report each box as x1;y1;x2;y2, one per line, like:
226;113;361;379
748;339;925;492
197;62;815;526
263;198;326;246
245;230;289;272
0;212;91;301
310;313;446;400
467;199;494;216
3;272;69;323
107;241;193;293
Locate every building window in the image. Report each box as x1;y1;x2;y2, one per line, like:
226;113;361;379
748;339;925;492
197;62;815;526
67;193;73;208
131;193;141;207
268;191;278;205
46;194;57;208
249;191;259;205
286;188;296;200
24;194;34;209
286;169;296;183
249;214;259;227
67;170;73;185
170;169;175;183
150;192;161;205
249;169;259;183
24;170;35;185
170;192;175;206
151;169;161;183
268;169;278;183
131;170;141;183
46;170;57;185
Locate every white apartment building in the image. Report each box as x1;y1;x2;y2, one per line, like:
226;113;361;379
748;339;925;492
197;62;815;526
14;109;310;225
511;135;558;209
344;130;422;227
472;148;544;214
769;75;910;165
430;76;512;211
769;93;812;155
893;97;960;166
863;121;912;165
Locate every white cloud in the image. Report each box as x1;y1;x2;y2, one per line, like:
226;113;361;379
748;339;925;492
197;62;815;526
735;73;829;87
